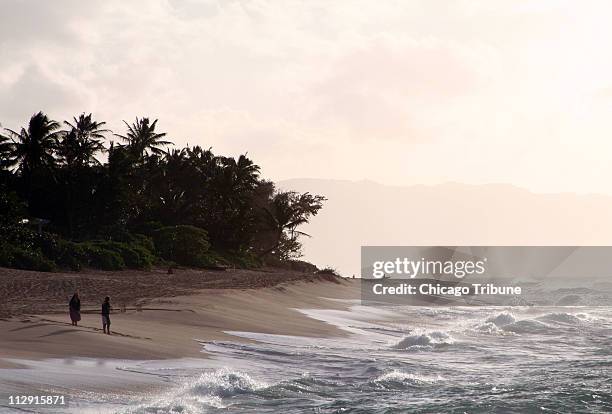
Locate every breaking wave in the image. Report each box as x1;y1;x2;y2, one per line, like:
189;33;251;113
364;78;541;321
371;370;444;389
189;368;268;398
125;369;268;413
393;331;454;350
501;319;552;334
474;321;505;335
111;304;611;414
473;311;595;336
486;312;516;327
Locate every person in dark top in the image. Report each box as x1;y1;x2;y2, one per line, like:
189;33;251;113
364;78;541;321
102;296;112;335
69;291;81;326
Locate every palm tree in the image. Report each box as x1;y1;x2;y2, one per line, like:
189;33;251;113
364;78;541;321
58;113;108;166
258;191;326;258
3;111;61;176
231;154;260;191
213;154;260;200
114;117;173;158
55;114;108;236
0;133;16;170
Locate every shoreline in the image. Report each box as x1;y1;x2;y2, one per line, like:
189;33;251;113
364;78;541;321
0;267;360;365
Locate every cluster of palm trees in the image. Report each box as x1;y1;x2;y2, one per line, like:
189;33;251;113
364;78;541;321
0;112;172;171
0;111;325;260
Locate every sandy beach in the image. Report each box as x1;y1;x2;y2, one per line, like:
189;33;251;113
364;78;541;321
0;267;359;366
1;268;610;413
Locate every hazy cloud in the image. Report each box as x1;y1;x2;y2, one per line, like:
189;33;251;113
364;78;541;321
2;0;612;193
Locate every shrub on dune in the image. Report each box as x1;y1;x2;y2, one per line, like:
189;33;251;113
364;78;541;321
80;242;126;270
0;243;57;272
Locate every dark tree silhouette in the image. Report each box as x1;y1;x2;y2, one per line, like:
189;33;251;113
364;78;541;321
1;112;62;218
0;133;16;170
58;113;108;167
0;111;325;271
258;191;326;259
54;114;109;236
3;111;61;176
115;117;173;158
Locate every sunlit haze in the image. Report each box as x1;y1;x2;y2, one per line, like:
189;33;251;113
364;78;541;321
2;0;612;194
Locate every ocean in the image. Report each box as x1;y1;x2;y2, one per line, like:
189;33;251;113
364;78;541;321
6;298;608;414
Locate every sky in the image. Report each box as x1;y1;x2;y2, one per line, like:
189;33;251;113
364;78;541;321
2;0;612;194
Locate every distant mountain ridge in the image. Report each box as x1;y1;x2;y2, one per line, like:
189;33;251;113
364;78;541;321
277;178;612;277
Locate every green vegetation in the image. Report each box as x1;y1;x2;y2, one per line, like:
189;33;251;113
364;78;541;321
316;267;340;277
153;225;213;267
0;112;325;272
